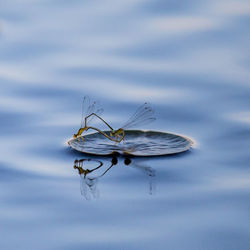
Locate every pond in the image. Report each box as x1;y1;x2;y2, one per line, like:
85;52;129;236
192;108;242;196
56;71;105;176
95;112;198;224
0;0;250;249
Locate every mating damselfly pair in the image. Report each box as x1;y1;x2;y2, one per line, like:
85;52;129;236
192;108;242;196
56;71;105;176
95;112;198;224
73;96;156;143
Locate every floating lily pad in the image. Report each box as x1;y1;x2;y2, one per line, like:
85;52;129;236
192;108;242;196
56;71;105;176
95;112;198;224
68;130;193;156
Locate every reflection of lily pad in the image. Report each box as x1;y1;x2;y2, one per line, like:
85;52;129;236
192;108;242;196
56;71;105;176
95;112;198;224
68;130;193;156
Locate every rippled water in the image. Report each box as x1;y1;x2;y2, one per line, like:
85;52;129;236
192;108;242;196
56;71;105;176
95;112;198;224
1;0;250;249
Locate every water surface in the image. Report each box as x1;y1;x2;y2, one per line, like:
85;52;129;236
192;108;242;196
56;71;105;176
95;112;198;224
0;0;250;249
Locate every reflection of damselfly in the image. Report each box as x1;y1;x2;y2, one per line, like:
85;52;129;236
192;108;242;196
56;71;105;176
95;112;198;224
73;96;156;143
74;157;118;200
73;157;156;200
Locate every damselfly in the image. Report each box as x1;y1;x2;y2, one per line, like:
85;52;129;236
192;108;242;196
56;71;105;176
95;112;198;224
73;96;156;143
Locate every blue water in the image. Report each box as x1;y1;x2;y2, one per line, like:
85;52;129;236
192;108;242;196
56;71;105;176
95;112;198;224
1;0;250;249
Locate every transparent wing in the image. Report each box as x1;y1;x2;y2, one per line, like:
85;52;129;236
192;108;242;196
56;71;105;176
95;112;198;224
81;96;88;125
121;102;156;129
80;176;99;200
80;176;92;200
81;96;104;127
81;96;90;127
86;107;104;125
